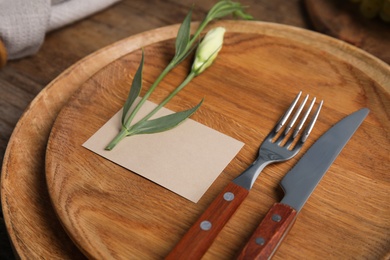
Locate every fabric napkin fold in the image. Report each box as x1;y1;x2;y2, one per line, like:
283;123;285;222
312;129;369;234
0;0;121;60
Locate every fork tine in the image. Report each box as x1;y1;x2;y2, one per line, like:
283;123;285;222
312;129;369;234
284;95;323;149
301;100;323;142
275;91;302;133
292;97;316;138
275;92;323;148
285;94;309;135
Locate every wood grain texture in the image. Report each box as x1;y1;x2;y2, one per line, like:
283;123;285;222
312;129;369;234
0;16;188;260
305;0;390;64
44;21;390;259
237;203;297;260
0;1;311;258
166;182;249;259
0;1;389;259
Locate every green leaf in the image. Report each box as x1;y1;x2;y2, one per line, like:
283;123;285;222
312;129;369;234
206;1;252;21
233;9;253;20
175;8;192;57
207;1;230;17
130;99;203;135
122;51;144;125
212;6;243;19
175;40;199;65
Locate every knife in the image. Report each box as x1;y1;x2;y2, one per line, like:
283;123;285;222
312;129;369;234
166;93;322;260
236;108;369;259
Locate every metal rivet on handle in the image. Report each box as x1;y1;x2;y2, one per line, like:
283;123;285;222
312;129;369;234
255;237;265;245
200;221;212;231
223;192;235;201
272;214;282;222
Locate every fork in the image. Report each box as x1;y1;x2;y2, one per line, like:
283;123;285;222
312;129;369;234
166;91;323;260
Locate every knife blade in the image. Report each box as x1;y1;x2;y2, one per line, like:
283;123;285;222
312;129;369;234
237;108;369;259
165;93;322;260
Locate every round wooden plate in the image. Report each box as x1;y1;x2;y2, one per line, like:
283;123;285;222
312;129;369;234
45;21;390;259
1;23;184;259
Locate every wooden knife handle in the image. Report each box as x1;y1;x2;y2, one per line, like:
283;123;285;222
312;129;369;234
166;182;249;260
0;38;7;68
237;203;297;260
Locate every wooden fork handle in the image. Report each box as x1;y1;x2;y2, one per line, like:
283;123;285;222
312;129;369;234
166;182;249;260
237;203;297;260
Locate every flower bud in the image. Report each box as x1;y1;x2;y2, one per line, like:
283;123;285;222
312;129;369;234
192;27;226;75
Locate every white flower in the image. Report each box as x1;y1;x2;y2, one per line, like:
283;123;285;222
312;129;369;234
192;27;226;75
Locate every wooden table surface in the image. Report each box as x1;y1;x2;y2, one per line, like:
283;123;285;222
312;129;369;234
0;0;388;259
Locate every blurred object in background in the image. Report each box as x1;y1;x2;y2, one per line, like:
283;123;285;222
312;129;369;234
305;0;390;64
351;0;390;21
0;0;121;68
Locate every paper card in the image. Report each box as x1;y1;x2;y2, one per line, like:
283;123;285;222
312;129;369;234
83;100;244;203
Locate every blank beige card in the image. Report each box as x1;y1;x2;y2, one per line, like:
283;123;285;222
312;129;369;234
83;100;244;203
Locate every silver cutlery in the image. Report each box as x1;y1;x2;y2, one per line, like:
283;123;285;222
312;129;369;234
166;91;323;259
237;108;369;259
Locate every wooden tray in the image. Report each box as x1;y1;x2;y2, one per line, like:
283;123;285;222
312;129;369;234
1;23;184;259
45;21;390;259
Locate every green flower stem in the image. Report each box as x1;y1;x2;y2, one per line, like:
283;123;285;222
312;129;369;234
124;62;176;128
171;16;212;64
105;72;196;150
123;1;246;128
105;1;252;150
186;19;210;50
105;127;129;150
132;71;196;126
123;17;208;129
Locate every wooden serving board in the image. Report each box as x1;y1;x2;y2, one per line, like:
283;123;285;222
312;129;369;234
1;23;185;259
45;21;390;259
305;0;390;64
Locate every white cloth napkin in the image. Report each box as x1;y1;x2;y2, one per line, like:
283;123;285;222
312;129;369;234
0;0;121;60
